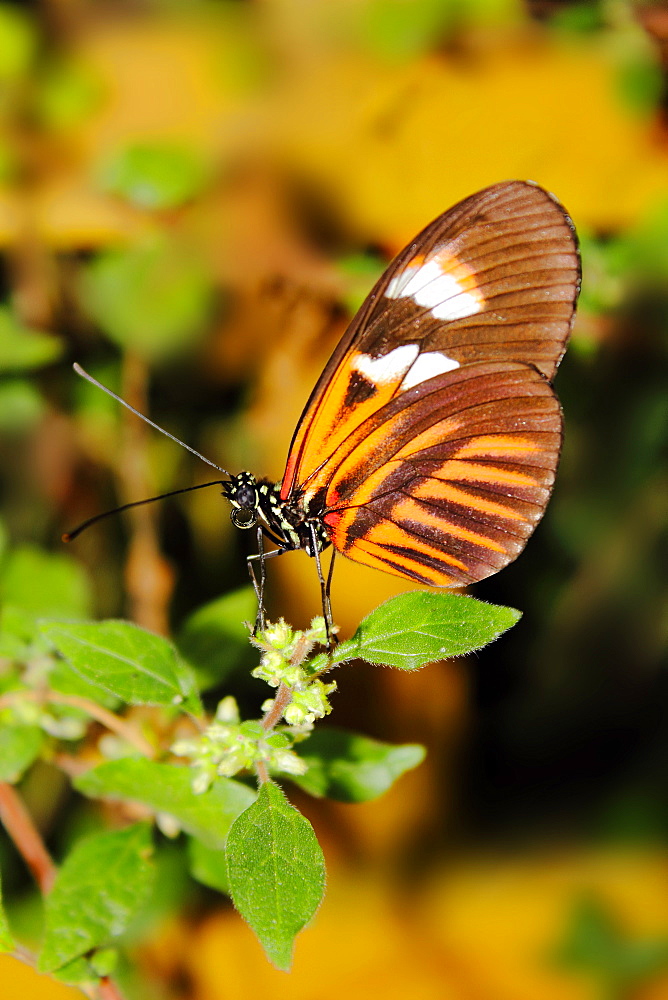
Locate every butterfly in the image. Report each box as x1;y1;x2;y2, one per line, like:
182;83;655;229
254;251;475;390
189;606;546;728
221;180;580;632
68;181;580;640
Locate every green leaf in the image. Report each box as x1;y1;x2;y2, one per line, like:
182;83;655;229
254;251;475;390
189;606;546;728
226;781;325;970
176;588;256;690
100;143;208;210
39;824;155;973
0;307;62;372
0;870;15;953
324;591;521;671
78;234;214;361
0;380;45;431
52;957;96;987
291;727;425;802
89;947;118;978
75;759;255;849
0;604;42;659
39;620;201;713
187;837;230;894
47;658;122;711
0;723;44;782
1;546;91;620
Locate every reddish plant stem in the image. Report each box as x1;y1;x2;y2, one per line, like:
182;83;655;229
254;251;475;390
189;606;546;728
255;760;269;784
0;783;56;893
255;682;293;785
98;976;127;1000
261;682;291;733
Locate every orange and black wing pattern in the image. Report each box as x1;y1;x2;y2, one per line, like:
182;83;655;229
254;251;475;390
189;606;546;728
281;181;580;586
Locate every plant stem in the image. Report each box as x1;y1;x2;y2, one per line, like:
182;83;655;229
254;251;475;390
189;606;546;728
261;682;291;733
255;682;292;784
0;783;56;893
0;691;155;758
97;976;127;1000
255;760;269;784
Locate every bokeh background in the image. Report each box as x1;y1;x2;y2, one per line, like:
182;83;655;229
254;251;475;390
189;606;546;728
1;0;668;997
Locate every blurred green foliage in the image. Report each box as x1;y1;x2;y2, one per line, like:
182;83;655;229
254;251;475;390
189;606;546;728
0;5;36;84
554;895;668;999
78;235;215;360
100;143;209;211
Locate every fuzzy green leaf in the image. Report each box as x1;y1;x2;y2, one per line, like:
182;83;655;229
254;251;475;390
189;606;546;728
75;759;255;849
39;824;155;972
328;591;521;671
226;781;325;970
292;727;425;802
39;620;201;713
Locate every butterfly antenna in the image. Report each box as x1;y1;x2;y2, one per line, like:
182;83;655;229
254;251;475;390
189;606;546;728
71;363;231;476
63;480;227;542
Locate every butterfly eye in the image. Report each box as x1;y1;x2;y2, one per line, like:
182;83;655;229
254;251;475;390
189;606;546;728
235;484;257;508
231;507;258;530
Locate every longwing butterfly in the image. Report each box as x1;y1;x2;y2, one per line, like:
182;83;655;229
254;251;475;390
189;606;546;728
222;181;579;619
69;181;580;637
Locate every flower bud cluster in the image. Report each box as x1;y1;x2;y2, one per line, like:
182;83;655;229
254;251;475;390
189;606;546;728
171;696;307;793
253;617;336;726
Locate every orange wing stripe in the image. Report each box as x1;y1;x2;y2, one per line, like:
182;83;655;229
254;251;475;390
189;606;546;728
453;435;542;458
412;480;527;522
434;459;545;489
390;497;507;553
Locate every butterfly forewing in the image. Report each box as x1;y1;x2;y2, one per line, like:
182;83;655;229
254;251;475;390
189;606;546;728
281;181;579;504
277;180;579;588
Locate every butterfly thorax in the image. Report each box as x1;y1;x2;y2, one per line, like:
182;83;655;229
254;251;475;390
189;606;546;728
222;472;330;557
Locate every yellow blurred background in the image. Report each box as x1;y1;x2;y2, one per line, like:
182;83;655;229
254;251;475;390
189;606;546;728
1;0;668;997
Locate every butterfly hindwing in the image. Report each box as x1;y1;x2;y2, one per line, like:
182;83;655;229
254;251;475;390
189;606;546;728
321;361;562;586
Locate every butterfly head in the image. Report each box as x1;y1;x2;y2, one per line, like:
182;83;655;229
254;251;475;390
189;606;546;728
222;472;261;529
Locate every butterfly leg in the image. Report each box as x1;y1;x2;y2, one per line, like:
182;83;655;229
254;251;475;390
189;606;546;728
247;531;285;634
310;524;337;650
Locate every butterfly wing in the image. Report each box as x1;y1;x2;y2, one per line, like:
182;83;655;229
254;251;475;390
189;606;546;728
281;180;579;506
279;180;579;585
321;360;562;586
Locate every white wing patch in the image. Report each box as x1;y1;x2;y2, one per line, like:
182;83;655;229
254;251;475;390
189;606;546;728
400;351;460;390
352;344;419;385
386;251;484;322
